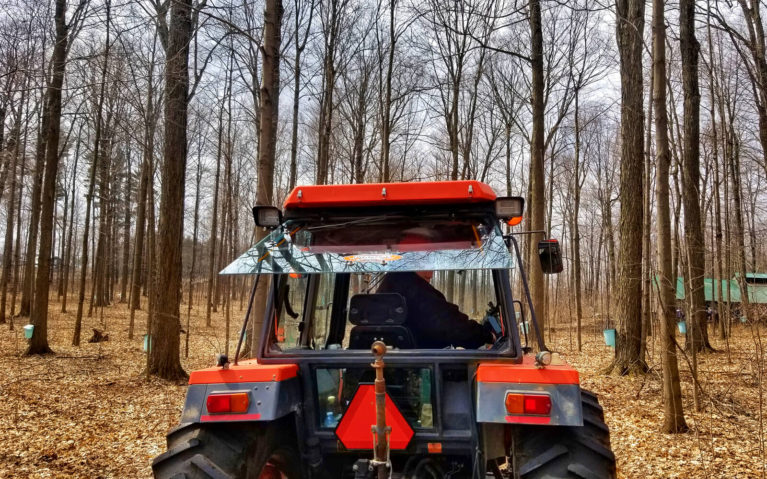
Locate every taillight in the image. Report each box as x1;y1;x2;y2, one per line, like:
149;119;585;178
523;395;551;415
206;393;250;414
505;393;551;415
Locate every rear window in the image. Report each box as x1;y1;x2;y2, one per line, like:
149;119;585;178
221;217;513;275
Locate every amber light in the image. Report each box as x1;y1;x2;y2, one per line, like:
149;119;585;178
505;393;551;416
206;393;250;414
505;393;524;414
427;443;442;454
507;216;523;226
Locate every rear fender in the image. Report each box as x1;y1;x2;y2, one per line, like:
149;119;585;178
475;356;582;426
180;361;301;423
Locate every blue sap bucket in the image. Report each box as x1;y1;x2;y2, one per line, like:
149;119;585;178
23;324;34;339
603;328;616;347
143;334;152;352
519;321;529;334
677;321;687;334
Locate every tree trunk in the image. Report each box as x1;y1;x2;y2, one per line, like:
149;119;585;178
641;59;654;365
381;0;396;182
186;160;202;358
572;90;583;351
149;0;193;381
653;0;688;433
316;0;339;185
120;150;132;303
680;0;710;354
611;0;646;375
20;91;50;318
527;0;546;348
74;1;112;346
26;0;69;355
61;128;81;314
0;104;21;324
128;84;154;337
206;98;224;326
251;0;283;355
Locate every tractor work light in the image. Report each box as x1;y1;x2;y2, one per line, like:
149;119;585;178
252;206;282;228
505;393;551;416
206;392;250;414
495;197;525;221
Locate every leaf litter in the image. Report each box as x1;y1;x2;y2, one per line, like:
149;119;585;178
0;303;764;478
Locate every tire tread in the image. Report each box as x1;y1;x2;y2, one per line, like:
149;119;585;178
514;391;616;479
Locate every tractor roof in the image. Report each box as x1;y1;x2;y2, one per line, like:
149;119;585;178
283;180;497;209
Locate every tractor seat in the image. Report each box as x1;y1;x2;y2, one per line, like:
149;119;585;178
348;293;416;350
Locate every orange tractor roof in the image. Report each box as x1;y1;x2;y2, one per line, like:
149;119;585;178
283;180;497;209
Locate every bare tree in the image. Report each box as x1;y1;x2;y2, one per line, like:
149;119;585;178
680;0;710;355
653;0;688;433
611;0;647;375
251;0;284;354
27;0;74;355
149;0;194;380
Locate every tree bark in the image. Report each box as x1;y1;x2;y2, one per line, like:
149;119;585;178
206;94;224;326
251;0;283;355
61;126;81;314
680;0;711;353
186;160;202;358
288;0;314;189
26;0;69;355
0;100;21;324
527;0;546;347
149;0;193;380
381;0;396;182
610;0;646;375
653;0;688;433
120;150;132;303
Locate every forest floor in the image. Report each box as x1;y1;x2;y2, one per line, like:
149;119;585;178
0;300;764;478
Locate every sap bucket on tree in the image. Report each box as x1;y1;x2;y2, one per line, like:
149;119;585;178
23;324;34;339
602;317;616;347
677;321;687;334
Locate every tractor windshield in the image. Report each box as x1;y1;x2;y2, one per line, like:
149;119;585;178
220;217;513;275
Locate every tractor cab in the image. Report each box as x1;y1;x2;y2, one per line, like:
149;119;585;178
152;181;615;479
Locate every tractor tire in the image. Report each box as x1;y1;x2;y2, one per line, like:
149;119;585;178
512;389;616;479
152;421;301;479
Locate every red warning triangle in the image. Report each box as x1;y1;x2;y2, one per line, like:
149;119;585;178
335;384;414;450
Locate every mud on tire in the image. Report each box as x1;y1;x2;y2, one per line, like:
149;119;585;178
152;420;300;479
512;389;616;479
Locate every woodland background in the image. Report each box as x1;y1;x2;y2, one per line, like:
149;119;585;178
0;0;766;476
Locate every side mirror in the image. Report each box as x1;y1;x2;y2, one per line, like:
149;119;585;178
252;206;282;228
538;239;563;274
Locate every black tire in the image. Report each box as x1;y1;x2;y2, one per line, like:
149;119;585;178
152;421;301;479
512;389;616;479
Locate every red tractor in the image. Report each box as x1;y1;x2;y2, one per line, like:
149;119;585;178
152;180;616;478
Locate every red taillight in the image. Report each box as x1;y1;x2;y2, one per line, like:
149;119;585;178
505;393;551;415
206;393;250;414
523;395;551;415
